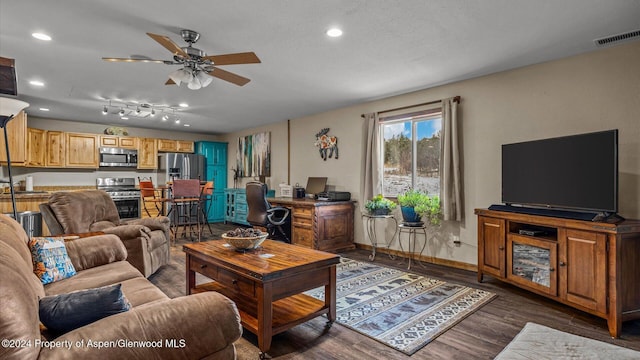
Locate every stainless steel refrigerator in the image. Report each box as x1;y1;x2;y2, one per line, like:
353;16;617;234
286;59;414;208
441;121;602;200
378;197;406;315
158;153;206;183
158;153;206;227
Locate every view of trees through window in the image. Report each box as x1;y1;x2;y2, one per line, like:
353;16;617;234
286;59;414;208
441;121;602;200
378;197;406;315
382;113;442;197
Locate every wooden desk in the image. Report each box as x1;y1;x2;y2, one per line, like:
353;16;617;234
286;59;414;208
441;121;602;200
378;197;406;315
269;197;355;252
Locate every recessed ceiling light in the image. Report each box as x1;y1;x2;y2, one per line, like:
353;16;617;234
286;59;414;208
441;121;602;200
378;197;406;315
179;103;189;108
184;124;190;127
175;119;181;124
32;32;52;41
121;117;129;120
326;28;343;37
39;108;50;111
29;80;45;87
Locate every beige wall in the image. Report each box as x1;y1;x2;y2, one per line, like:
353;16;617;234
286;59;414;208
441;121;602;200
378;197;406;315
223;41;640;266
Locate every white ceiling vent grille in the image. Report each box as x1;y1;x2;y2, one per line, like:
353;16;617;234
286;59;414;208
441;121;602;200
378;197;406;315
594;29;640;47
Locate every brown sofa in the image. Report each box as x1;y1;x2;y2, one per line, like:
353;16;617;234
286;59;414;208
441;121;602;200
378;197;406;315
0;213;242;360
40;190;170;277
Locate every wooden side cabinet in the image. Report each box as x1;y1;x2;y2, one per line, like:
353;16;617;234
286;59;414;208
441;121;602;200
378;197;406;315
475;208;640;338
269;198;355;252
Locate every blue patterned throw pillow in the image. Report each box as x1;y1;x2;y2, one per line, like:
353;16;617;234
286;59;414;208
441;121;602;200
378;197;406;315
29;236;77;284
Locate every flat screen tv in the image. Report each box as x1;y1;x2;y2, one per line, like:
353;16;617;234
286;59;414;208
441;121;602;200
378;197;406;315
501;129;618;216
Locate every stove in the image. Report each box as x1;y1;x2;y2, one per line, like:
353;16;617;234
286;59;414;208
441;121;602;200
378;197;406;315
97;177;141;219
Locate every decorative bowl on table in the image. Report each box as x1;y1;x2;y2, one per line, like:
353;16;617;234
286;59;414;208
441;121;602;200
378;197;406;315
222;228;268;250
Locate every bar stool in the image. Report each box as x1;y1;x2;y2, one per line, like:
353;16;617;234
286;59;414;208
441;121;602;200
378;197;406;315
199;181;214;235
138;177;169;217
167;179;202;243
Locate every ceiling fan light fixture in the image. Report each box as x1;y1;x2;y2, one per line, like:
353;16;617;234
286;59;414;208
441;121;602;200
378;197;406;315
187;77;202;90
196;71;213;88
102;105;108;115
169;68;192;86
162;115;168;121
118;108;125;116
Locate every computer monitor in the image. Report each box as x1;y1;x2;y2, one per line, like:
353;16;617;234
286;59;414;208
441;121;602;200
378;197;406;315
305;177;327;195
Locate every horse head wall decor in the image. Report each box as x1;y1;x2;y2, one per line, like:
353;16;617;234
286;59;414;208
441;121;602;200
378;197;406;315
314;128;339;161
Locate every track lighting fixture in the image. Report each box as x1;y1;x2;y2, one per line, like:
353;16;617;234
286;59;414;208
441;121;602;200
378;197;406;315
101;100;186;124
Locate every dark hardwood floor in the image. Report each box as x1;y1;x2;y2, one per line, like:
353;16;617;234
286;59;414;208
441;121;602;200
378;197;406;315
150;229;640;359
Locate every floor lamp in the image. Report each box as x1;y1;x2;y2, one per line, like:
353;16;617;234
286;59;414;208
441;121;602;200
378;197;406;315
0;97;29;220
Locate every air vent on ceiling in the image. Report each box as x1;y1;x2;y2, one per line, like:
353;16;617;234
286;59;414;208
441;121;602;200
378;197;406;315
594;29;640;47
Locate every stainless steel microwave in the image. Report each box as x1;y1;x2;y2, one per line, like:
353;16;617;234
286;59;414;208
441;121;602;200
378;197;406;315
99;147;138;167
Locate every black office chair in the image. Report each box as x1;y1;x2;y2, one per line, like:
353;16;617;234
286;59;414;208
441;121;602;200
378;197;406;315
246;182;290;243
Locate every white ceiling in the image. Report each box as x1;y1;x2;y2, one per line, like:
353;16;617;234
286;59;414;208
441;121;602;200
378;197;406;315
1;0;639;134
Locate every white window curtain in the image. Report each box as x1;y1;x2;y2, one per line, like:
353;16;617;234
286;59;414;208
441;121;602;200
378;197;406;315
360;112;381;211
441;97;463;221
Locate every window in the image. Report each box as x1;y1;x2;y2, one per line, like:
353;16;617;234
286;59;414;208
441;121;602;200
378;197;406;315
381;110;442;197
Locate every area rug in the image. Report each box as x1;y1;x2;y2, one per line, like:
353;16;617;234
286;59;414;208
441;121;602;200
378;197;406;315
305;258;496;355
495;322;640;359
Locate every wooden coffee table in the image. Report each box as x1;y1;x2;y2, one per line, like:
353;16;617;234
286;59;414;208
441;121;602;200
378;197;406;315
183;240;340;358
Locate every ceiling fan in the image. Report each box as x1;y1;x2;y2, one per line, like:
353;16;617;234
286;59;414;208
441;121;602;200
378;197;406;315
102;29;260;89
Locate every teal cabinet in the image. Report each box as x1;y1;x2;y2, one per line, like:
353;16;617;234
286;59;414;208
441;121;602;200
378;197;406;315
196;141;228;222
224;188;250;226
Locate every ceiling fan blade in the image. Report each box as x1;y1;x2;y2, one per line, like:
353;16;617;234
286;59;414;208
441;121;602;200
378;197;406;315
165;78;176;85
208;67;251;86
102;57;166;63
202;52;261;65
146;32;188;57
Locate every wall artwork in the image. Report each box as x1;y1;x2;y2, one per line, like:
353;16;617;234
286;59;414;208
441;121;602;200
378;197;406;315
314;128;339;161
236;131;271;178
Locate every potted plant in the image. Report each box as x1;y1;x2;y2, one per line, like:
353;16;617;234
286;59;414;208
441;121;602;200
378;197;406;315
397;189;441;225
364;194;397;216
415;195;442;225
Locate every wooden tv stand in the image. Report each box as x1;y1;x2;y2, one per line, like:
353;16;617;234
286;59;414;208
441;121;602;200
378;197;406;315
475;208;640;338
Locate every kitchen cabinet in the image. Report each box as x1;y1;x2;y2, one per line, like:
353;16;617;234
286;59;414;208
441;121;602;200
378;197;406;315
45;131;65;167
196;141;227;222
100;135;138;149
0;110;27;165
158;139;194;153
158;139;177;152
26;127;46;167
137;138;158;169
475;208;640;338
65;132;99;168
176;140;194;153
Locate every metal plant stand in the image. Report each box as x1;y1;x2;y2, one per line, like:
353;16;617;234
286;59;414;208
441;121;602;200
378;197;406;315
397;223;429;270
362;213;398;261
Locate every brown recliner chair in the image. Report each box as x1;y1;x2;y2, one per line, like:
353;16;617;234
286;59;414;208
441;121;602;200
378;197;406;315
40;190;170;277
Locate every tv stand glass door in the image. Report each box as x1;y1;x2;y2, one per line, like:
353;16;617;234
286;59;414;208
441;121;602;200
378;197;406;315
506;234;558;296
